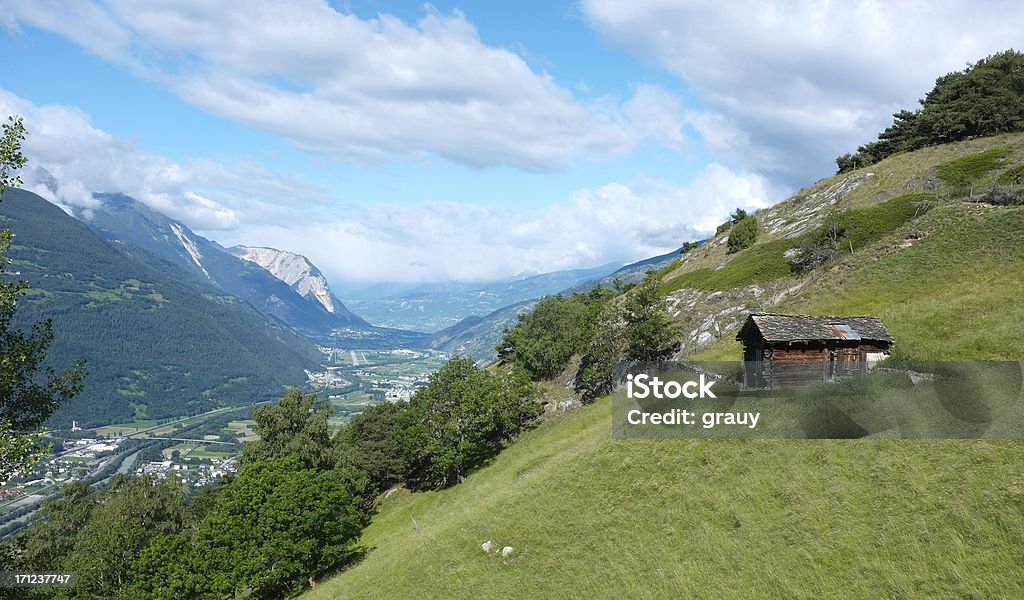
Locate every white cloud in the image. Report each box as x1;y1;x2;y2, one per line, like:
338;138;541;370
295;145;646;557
4;0;688;171
1;89;769;284
582;0;1024;181
223;163;773;283
0;89;329;230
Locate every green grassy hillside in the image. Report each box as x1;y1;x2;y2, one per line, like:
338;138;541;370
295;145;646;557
693;202;1024;361
311;399;1024;599
310;136;1024;599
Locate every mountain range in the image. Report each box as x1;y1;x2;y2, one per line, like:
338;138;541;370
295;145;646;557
76;193;367;333
1;189;322;427
2;185;670;425
428;248;683;363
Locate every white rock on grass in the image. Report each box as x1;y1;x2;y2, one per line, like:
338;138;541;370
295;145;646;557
481;540;495;553
501;546;514;557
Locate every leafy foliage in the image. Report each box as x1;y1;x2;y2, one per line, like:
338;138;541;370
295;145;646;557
66;477;186;599
620;278;679;362
496;287;614;380
401;358;541;489
575;276;678;402
122;458;365;600
9;481;95;574
0;116;84;481
837;50;1024;172
574;311;621;403
334;401;408;498
726;215;759;254
0;116;26;191
242;389;333;470
7;476;186;600
200;459;364;598
0;422;50;483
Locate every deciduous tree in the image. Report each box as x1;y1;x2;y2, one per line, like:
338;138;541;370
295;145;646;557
0;115;85;481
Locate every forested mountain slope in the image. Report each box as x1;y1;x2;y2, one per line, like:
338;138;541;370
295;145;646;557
1;189;320;427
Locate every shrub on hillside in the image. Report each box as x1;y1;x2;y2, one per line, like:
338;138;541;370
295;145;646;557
679;240;699;256
791;193;935;271
727;216;759;254
621;278;679;362
401;358;541;490
575;276;678;401
497;287;614;380
998;164;1024;186
936;148;1011;196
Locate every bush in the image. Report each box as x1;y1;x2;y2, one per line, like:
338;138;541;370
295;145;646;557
997;164;1024;186
679;241;699;255
726;216;759;254
575;276;678;401
401;358;541;489
621;278;679;362
936;148;1011;191
497;287;614;380
791;193;934;271
662;238;793;294
791;218;845;271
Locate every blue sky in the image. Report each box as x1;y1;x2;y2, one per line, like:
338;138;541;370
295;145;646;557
2;1;1021;283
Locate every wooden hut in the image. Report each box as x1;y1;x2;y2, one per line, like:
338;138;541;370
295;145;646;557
736;313;894;388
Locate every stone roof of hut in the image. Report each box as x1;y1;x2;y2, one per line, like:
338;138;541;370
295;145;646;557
737;313;894;344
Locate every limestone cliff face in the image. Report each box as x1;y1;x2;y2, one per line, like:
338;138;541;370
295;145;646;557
230;246;340;314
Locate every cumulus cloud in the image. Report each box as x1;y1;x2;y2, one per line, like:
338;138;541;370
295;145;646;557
0;92;767;284
0;89;329;230
4;0;688;171
582;0;1024;181
222;163;773;283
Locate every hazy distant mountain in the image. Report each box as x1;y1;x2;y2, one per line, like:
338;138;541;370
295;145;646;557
1;189;320;427
426;248;688;364
565;247;687;293
345;263;620;332
429;299;537;364
76;193;367;333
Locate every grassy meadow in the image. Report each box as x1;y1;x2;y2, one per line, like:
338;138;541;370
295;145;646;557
309;397;1024;599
